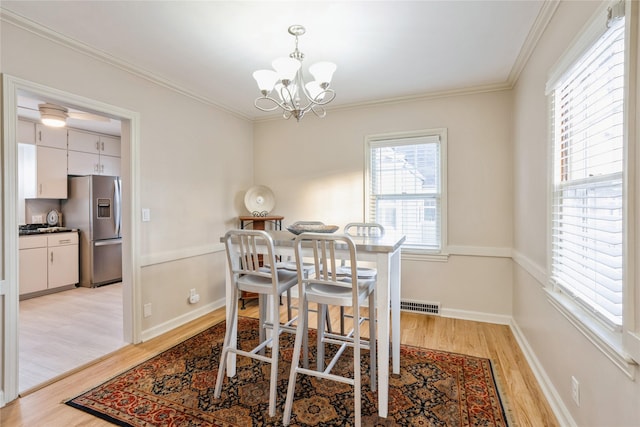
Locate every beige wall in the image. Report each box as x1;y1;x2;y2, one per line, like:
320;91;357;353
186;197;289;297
0;19;252;336
513;1;640;425
254;90;514;319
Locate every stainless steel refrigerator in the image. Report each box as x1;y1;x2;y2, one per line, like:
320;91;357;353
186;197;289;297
62;175;122;287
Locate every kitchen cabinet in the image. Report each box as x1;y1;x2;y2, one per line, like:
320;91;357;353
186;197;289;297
19;232;79;297
36;146;68;198
36;123;67;149
18;235;48;295
19;119;68;199
19;144;68;199
68;129;121;176
47;233;79;289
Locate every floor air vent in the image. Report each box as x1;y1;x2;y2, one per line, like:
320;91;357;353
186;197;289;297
400;300;441;315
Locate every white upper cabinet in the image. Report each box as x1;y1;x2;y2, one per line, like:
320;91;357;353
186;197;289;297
67;129;120;176
36;146;68;198
35;123;67;149
100;135;120;157
18;119;69;199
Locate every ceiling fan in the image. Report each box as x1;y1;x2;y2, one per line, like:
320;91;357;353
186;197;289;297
18;102;110;128
18;102;111;127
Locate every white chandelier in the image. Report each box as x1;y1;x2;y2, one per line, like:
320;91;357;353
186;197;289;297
253;25;336;121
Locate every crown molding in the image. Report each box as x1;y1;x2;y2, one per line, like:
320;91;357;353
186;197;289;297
2;2;559;125
0;8;251;122
508;0;560;86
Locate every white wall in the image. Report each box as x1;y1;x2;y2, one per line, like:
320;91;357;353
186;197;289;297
253;90;514;320
0;18;252;335
512;1;640;426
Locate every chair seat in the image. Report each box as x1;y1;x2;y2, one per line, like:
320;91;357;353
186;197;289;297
306;278;375;307
238;268;298;294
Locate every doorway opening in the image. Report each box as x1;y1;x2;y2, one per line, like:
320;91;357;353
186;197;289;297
2;75;140;404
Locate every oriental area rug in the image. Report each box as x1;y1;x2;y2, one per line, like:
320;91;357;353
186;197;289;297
66;317;512;426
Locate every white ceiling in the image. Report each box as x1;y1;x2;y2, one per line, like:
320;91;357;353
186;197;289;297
2;0;547;122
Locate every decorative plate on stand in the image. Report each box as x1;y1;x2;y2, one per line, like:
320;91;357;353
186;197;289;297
244;185;275;217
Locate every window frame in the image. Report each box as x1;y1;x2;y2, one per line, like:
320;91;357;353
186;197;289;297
545;0;638;373
364;128;448;257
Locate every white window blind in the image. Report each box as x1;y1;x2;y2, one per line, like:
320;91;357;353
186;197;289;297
367;132;444;250
550;14;625;329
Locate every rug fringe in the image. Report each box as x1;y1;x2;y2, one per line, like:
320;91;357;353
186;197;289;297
489;359;518;427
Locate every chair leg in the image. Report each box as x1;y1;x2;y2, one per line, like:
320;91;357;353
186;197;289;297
214;286;239;398
353;303;362;427
286;288;293;321
267;291;280;417
302;301;309;369
317;303;326;372
325;305;333;333
258;294;266;355
283;293;307;426
340;306;345;335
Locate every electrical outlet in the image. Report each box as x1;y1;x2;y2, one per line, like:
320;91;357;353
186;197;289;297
189;288;200;304
32;215;43;223
143;303;152;318
571;376;580;406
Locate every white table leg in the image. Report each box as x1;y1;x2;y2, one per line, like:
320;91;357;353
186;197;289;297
375;252;391;418
390;248;401;374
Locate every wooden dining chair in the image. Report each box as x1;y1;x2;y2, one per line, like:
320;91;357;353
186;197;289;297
214;229;298;417
283;232;376;426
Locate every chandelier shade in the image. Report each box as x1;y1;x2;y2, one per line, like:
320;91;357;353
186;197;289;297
253;25;336;121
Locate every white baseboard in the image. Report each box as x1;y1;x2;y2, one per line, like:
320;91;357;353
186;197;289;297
140;297;226;342
440;307;512;325
510;319;577;427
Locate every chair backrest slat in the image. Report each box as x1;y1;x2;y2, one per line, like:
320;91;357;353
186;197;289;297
295;232;358;292
224;229;277;281
344;222;385;238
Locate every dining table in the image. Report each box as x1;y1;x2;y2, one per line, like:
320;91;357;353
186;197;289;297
222;229;405;418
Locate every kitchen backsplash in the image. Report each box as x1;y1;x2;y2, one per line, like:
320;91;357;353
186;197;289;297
24;198;61;225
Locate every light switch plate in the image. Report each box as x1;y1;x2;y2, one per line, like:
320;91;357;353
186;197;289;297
142;208;151;222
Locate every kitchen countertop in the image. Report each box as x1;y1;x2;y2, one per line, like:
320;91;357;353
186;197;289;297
19;225;79;236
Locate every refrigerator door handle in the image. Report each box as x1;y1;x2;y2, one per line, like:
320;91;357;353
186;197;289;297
95;239;123;247
114;178;122;237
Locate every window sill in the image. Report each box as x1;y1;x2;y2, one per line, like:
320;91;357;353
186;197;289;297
545;288;637;379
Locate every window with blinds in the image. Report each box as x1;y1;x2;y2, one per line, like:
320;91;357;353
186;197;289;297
366;130;446;251
549;13;625;329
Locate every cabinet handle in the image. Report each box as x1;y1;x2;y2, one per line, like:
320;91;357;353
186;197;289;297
58;239;71;244
50;252;53;263
39;131;42;142
101;141;105;151
96;141;100;151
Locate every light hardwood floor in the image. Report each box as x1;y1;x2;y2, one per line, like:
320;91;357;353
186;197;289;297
19;283;126;393
2;301;559;427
